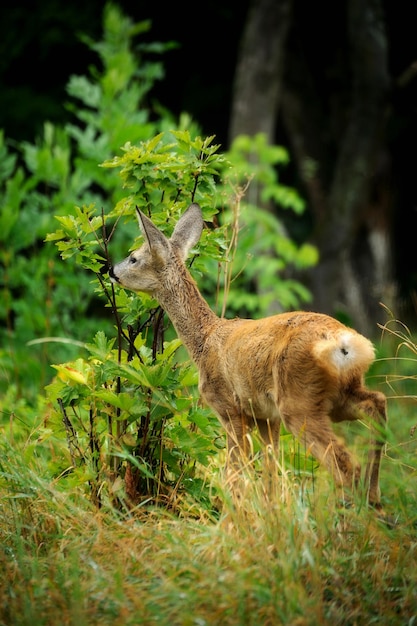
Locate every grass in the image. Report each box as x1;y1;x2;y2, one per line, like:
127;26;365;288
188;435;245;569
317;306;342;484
1;421;416;626
1;323;416;626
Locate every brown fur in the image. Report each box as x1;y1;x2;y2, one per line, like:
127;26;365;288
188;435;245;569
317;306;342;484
110;204;387;508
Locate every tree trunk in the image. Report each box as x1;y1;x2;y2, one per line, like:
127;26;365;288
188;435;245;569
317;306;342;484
228;0;293;144
228;0;294;315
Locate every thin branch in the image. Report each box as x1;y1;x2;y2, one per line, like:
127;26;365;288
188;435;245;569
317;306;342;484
57;398;83;467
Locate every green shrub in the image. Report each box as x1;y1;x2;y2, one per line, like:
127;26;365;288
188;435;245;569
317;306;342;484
43;132;226;509
0;4;180;401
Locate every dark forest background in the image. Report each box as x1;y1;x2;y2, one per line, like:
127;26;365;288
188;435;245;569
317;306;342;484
1;0;417;333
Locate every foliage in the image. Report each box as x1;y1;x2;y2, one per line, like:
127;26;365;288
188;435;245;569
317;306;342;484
43;131;227;508
214;133;318;317
0;3;188;402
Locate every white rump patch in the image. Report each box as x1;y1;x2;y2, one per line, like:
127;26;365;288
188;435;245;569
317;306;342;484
313;330;375;374
331;331;356;369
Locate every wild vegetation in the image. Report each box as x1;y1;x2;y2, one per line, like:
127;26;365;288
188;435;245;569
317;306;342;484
0;4;416;625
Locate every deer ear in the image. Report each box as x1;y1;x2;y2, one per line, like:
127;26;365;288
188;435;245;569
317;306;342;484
170;203;204;260
136;208;169;256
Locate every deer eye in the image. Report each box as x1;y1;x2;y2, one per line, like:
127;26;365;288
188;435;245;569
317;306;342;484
130;256;137;265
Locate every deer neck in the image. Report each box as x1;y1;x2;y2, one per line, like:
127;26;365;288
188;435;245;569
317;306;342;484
154;262;220;364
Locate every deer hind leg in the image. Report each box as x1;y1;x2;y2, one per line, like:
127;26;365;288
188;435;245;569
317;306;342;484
337;389;387;509
280;407;361;496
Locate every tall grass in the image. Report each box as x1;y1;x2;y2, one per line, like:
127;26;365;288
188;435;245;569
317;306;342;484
1;399;416;626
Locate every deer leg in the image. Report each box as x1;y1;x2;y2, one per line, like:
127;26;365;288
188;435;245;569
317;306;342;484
217;411;251;469
281;407;361;495
257;419;281;452
343;389;387;508
256;419;281;495
309;428;361;493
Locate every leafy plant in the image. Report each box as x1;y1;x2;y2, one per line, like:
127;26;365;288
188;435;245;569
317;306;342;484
44;132;226;509
0;3;184;402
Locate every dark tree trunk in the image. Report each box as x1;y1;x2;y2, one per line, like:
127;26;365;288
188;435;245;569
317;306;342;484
228;0;293;143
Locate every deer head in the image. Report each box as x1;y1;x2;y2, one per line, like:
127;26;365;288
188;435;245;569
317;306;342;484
110;203;204;294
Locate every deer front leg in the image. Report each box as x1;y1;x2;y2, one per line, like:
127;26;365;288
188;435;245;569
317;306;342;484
257;419;281;496
257;419;281;452
221;412;251;468
199;378;251;469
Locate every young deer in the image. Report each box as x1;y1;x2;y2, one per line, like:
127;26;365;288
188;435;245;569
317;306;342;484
110;203;387;509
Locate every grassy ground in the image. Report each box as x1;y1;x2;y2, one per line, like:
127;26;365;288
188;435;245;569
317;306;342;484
1;327;416;626
1;409;416;626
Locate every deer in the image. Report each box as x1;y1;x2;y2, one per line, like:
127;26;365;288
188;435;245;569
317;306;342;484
109;203;387;511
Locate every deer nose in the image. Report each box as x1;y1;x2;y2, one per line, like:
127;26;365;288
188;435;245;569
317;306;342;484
109;266;119;283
